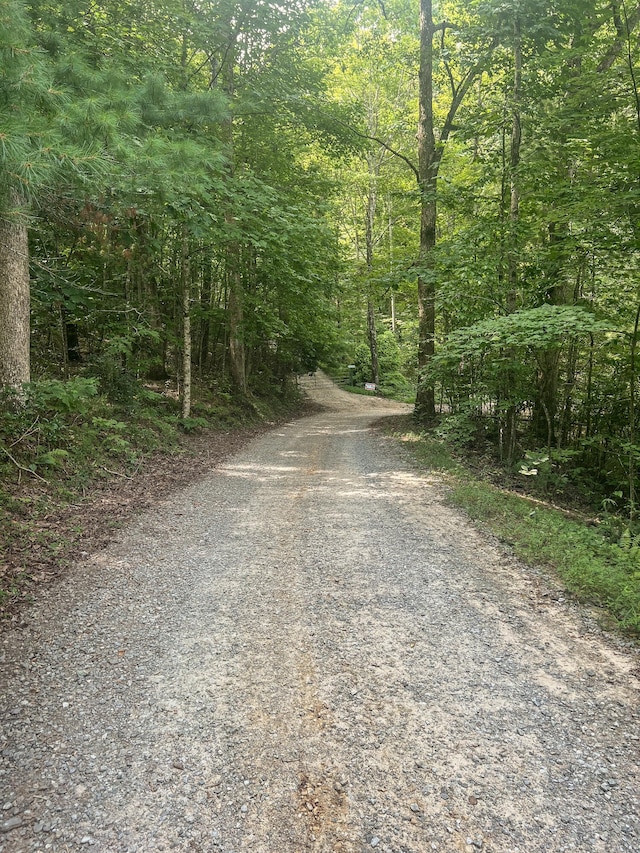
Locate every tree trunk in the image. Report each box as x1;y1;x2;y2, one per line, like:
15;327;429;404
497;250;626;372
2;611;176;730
414;0;437;423
227;253;246;394
629;302;640;523
216;30;246;395
0;192;30;392
508;14;522;306
533;221;571;443
181;227;192;420
411;5;492;423
367;300;380;387
389;205;396;334
197;258;213;377
504;14;522;463
365;171;380;387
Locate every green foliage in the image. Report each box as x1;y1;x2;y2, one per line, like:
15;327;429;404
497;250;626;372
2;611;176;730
27;377;98;413
9;0;352;406
351;329;415;399
426;305;609;413
36;448;70;469
91;417;128;432
0;0;57;203
434;410;479;446
431;305;608;362
179;416;209;433
87;356;141;405
379;372;415;402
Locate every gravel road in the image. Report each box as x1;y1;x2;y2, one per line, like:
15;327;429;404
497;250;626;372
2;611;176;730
1;372;639;853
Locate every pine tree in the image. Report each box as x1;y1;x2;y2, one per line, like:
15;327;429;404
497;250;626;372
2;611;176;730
0;0;52;390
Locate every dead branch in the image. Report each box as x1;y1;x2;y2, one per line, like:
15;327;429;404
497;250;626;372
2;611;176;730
1;445;49;484
101;466;134;480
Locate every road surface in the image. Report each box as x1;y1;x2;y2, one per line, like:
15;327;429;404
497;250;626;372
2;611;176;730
1;372;638;852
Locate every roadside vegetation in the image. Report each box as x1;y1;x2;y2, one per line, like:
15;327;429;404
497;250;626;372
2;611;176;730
384;417;640;639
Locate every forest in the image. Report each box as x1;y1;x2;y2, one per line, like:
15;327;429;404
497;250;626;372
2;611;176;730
1;0;640;524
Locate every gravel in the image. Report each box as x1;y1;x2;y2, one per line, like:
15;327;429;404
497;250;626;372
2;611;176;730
1;371;639;852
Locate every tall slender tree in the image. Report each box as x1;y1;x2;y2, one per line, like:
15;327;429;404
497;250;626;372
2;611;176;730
414;0;495;421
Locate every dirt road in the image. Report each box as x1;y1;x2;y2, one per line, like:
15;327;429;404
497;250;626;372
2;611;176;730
1;373;638;852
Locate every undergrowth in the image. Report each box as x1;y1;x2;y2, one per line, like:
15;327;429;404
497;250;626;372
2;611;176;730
387;420;640;638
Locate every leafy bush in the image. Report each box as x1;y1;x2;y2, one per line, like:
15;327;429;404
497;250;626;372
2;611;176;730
179;415;209;433
36;449;70;469
27;377;98;413
352;330;415;396
379;371;415;401
87;355;142;404
434;411;479;446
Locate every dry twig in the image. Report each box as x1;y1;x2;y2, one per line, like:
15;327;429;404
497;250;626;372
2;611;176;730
1;445;48;484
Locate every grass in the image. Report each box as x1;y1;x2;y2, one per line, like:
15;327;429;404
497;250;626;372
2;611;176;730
386;419;640;638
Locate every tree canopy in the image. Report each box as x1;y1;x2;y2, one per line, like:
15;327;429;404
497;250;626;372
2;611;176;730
2;0;640;512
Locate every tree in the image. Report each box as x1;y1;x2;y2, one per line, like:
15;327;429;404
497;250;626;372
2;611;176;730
414;0;496;421
0;0;49;391
322;0;419;388
0;193;30;392
409;0;640;513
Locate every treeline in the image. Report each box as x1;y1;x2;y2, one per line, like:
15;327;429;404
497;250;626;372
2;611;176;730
424;0;640;518
0;0;348;416
3;0;640;518
328;0;640;519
